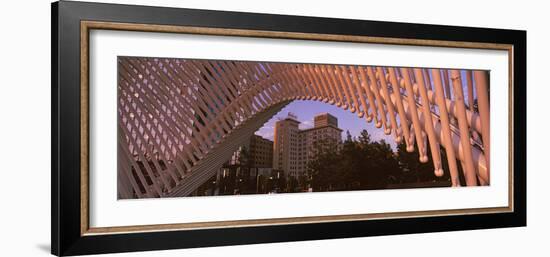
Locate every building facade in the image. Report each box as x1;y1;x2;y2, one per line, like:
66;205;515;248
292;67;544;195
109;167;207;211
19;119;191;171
223;135;274;167
273;113;342;178
198;135;274;196
273;113;301;176
249;135;274;168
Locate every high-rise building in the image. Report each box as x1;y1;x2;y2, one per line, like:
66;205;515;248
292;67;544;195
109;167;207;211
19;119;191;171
273;113;342;178
223;135;274;169
273;113;301;176
202;135;274;196
249;135;274;168
314;112;338;127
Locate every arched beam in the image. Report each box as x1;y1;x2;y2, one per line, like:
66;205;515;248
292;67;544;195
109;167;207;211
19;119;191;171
118;57;491;198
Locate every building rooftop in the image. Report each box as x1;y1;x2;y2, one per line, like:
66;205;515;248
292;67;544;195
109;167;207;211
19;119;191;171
299;124;343;133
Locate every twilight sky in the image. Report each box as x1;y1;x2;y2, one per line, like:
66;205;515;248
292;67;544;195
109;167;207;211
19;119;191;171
253;100;398;151
252;69;480;153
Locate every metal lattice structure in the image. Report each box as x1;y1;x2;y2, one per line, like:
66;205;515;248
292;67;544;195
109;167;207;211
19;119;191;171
117;57;490;199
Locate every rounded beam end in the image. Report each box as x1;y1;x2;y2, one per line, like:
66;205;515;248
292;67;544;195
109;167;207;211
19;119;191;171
394;136;402;143
435;168;444;177
419;155;429;163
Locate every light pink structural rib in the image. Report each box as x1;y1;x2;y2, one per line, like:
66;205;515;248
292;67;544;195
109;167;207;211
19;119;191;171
117;57;491;198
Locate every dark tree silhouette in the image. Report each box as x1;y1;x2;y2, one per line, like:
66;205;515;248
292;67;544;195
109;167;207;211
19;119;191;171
394;139;460;187
307;130;401;192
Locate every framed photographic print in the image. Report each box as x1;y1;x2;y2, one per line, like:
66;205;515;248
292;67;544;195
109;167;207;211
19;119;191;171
51;0;526;256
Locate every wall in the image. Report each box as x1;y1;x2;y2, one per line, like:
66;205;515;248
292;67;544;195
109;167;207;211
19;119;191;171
0;0;547;256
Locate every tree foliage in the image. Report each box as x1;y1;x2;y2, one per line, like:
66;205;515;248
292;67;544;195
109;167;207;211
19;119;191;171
197;130;463;196
308;129;401;191
307;129;458;192
394;139;456;186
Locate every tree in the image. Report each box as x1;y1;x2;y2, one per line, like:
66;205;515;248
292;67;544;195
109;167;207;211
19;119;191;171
307;129;400;191
358;129;371;146
394;139;455;186
236;146;255;193
362;139;400;189
307;138;341;191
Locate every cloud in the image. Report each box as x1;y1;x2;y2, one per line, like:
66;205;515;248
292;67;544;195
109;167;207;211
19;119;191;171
255;130;274;140
254;125;275;140
299;120;314;130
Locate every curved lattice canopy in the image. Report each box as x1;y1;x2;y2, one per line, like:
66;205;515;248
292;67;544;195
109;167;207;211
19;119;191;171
117;57;490;199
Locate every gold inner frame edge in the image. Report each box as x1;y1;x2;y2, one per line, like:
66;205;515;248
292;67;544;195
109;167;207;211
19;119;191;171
80;20;515;236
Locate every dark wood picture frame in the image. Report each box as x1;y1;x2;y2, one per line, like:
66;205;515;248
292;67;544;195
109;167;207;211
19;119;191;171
52;1;526;256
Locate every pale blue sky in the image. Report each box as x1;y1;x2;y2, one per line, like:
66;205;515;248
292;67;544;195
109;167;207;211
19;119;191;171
254;100;398;151
252;69;480;153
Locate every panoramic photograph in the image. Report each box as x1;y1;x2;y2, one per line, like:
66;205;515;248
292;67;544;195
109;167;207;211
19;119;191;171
116;57;490;199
